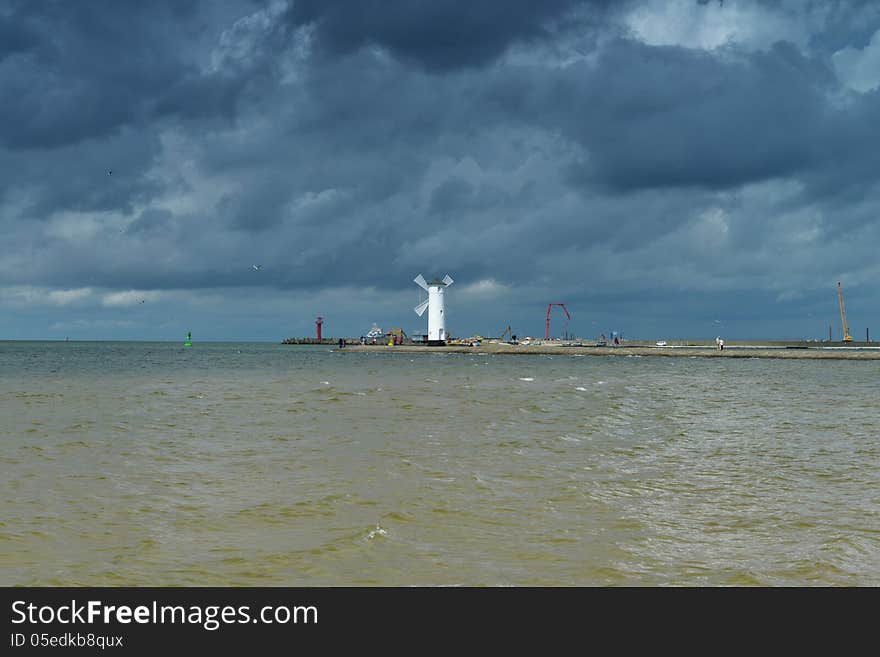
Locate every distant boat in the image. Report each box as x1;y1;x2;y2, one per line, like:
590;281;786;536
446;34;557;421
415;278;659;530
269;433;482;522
656;341;668;347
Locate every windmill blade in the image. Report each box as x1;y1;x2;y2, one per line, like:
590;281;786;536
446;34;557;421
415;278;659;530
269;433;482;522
414;274;428;291
414;299;429;316
442;274;454;286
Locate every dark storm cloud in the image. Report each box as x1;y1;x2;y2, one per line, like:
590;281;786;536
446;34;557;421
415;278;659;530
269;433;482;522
0;0;281;218
218;175;299;232
0;2;199;149
0;0;284;153
2;0;879;340
284;0;609;71
512;40;835;192
0;127;165;219
153;73;250;123
0;13;38;58
798;90;880;208
125;208;173;236
429;178;475;215
763;0;880;53
154;12;877;294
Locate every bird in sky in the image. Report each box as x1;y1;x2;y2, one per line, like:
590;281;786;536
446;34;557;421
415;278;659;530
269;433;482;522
252;264;263;271
108;169;112;176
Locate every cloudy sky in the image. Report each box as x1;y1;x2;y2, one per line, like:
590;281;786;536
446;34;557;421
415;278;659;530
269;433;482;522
1;0;879;341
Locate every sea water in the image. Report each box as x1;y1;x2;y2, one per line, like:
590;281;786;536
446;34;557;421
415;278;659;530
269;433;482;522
1;341;878;585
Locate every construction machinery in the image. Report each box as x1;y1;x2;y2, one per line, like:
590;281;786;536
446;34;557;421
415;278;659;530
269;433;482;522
837;281;853;342
545;303;571;340
499;325;512;341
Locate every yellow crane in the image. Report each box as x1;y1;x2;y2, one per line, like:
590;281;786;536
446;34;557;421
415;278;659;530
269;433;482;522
837;281;853;342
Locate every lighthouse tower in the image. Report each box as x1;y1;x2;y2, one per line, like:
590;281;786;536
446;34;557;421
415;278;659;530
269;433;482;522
414;274;453;345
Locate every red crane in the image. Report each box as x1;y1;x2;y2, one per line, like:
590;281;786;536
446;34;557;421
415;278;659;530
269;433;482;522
315;316;323;341
545;303;571;340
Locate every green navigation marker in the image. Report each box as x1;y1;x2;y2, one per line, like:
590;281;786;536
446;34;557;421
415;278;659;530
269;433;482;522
184;331;192;347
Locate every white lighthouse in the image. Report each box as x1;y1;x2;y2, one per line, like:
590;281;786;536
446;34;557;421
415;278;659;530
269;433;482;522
414;274;453;345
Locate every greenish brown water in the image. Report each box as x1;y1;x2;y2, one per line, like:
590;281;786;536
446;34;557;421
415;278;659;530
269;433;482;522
1;341;878;585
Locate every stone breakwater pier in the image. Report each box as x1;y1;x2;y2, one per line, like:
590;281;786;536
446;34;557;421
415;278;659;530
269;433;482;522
339;342;880;360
